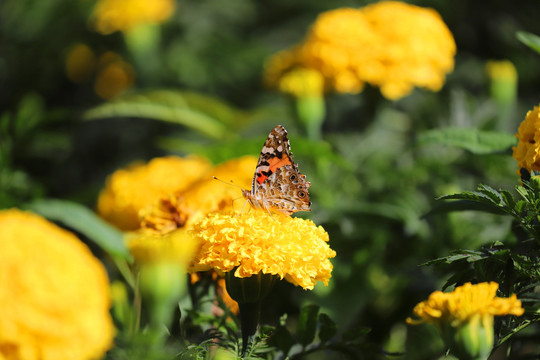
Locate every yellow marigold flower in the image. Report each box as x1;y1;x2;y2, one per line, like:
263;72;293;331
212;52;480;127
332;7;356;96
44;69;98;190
407;282;523;360
65;43;96;83
97;155;211;231
0;209;114;360
93;52;136;99
486;60;517;82
513;103;540;172
190;211;336;290
407;282;524;326
126;228;197;264
140;156;257;234
265;2;456;100
91;0;175;35
278;67;325;97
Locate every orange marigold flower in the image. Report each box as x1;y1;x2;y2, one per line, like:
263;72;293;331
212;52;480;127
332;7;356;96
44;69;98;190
513;103;540;172
265;2;456;100
0;209;114;360
190;210;336;290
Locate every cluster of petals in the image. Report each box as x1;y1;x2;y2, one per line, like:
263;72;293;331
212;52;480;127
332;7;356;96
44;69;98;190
265;2;456;100
190;210;336;290
0;209;114;360
513;103;540;172
407;282;524;326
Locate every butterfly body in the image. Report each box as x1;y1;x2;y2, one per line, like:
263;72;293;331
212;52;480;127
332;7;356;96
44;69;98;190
242;125;311;215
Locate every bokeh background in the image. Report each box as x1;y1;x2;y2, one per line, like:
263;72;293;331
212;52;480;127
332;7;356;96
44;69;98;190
2;0;540;359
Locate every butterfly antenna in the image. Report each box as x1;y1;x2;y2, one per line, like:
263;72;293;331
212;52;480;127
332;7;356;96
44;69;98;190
212;176;248;191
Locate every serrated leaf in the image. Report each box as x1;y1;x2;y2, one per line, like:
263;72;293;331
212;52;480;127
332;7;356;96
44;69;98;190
25;199;130;260
318;313;337;343
84;90;239;139
500;190;516;209
517;31;540;55
428;199;507;216
297;304;319;346
478;184;505;205
417;128;516;154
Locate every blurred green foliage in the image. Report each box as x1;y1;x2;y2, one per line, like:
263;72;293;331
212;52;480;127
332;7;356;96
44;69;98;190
2;0;540;359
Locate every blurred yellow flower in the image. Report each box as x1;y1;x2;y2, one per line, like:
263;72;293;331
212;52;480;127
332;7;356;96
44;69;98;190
407;282;523;360
190;210;336;290
0;209;114;360
126;228;198;264
513;103;540;172
97;155;211;231
91;0;176;35
278;67;325;98
65;43;96;83
140;156;257;233
265;2;456;100
94;52;136;99
407;282;524;326
486;60;517;82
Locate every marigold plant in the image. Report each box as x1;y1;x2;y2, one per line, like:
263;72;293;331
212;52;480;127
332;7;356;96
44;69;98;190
407;282;524;326
91;0;176;34
265;1;456;100
408;282;524;360
513;103;540;172
0;209;114;360
97;155;211;231
190;210;336;290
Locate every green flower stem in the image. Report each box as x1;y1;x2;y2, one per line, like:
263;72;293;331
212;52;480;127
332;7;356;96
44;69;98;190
293;95;325;141
225;269;279;355
238;301;261;356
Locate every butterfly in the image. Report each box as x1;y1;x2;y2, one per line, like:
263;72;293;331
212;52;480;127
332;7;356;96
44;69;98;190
241;125;311;215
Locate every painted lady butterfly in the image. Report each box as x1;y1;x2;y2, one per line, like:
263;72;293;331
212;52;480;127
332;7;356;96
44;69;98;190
242;125;311;215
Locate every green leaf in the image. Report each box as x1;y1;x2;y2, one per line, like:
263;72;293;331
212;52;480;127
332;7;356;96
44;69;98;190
318;313;337;343
297;304;319;346
416;128;516;154
517;31;540;55
84;90;241;139
25;199;130;260
429;199;507;216
272;325;294;355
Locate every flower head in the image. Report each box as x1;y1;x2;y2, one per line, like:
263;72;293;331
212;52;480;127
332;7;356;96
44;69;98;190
139;156;257;234
408;282;524;360
91;0;176;35
190;210;336;290
513;103;540;172
407;282;524;327
93;52;136;99
97;155;211;231
0;209;114;360
126;228;198;265
265;2;456;100
65;43;96;84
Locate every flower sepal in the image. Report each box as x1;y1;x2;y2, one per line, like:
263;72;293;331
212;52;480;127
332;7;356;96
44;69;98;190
225;270;279;355
440;314;493;360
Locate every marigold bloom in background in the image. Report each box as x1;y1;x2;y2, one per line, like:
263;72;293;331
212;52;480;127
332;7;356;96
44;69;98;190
93;52;136;99
190;210;336;290
0;209;114;360
139;156;257;234
91;0;176;35
97;155;211;231
513;103;540;172
407;282;524;360
264;1;456;100
65;43;96;83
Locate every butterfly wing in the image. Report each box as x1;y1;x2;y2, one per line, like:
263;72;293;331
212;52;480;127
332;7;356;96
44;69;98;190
248;125;311;215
